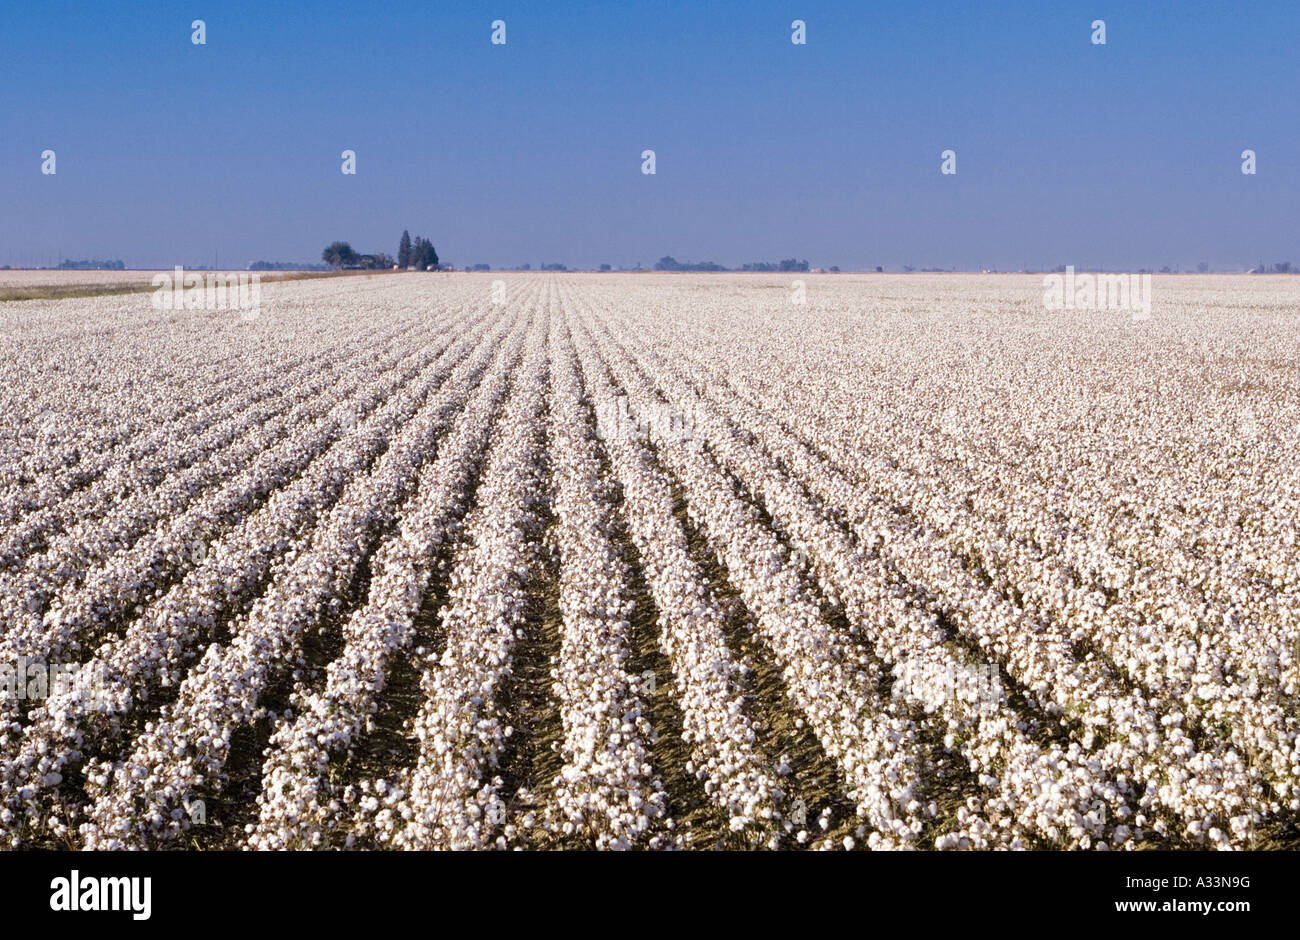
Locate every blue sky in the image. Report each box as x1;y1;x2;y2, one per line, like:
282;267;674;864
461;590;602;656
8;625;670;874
2;0;1298;270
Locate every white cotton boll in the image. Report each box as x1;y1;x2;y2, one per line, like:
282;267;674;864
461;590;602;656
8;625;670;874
11;275;1294;854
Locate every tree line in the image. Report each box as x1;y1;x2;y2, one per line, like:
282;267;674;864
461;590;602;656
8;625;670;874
321;230;439;270
398;231;439;270
655;256;811;272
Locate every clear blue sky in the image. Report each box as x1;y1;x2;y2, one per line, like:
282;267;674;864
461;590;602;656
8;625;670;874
2;0;1297;270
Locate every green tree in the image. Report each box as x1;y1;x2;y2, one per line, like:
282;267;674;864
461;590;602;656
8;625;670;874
409;236;440;270
398;230;412;268
322;241;357;268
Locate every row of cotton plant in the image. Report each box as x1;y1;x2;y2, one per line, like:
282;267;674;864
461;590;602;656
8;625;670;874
594;309;1133;849
0;341;343;572
1;323;506;847
8;306;525;848
0;330;411;643
613;285;1268;846
378;314;550;850
910;428;1300;814
2;317;472;673
540;313;668;848
0;307;491;777
715;348;1274;844
2;270;1296;849
0;313;330;553
588;274;1298;848
74;305;527;849
560;293;788;846
244;319;528;849
0;307;499;833
574;302;928;849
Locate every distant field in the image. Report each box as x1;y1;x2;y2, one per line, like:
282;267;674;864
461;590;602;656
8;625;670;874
0;270;162;297
0;270;167;287
1;272;1297;851
0;268;392;302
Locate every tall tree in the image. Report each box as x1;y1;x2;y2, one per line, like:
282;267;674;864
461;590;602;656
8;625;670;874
398;230;412;268
322;241;356;268
408;236;440;270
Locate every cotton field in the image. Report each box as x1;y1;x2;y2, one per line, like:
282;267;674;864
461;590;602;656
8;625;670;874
1;271;1298;851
